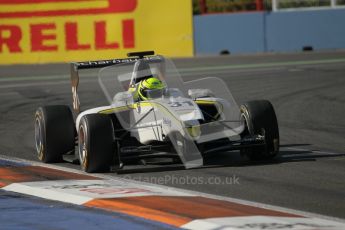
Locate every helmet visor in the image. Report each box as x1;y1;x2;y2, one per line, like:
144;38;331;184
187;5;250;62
145;88;166;99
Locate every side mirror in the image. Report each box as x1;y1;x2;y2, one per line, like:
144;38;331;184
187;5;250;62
188;89;214;100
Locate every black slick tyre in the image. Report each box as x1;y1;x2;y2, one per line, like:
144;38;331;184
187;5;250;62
35;105;75;163
240;100;279;160
78;114;116;173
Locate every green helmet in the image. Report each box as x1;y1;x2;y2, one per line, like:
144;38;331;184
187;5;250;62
138;77;165;100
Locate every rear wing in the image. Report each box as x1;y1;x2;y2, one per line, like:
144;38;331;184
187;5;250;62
70;51;160;114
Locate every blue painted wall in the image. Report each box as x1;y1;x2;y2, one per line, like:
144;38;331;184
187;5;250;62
194;13;265;54
266;9;345;52
193;9;345;55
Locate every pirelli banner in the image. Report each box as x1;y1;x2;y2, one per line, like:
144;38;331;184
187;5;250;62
0;0;193;64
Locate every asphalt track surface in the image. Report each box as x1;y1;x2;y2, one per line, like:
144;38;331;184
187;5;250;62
0;51;344;219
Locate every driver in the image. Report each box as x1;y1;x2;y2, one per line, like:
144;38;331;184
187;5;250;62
131;77;166;101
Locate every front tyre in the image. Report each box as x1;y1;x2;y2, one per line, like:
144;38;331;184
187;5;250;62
240;100;279;160
78;114;115;173
35;105;75;163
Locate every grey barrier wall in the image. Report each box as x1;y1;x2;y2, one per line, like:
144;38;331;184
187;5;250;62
193;9;345;55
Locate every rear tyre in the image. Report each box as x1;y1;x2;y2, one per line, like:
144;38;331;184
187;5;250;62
78;114;116;173
240;100;279;160
35;105;75;163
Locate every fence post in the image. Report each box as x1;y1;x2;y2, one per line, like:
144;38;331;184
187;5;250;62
199;0;207;14
272;0;278;11
256;0;264;11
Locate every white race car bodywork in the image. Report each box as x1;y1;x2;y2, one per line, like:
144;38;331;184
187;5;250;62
76;96;207;145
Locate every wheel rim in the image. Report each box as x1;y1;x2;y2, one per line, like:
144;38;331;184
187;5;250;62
78;125;87;169
34;116;44;160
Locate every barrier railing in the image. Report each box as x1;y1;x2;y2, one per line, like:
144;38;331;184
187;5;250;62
271;0;345;11
193;0;345;14
193;0;264;14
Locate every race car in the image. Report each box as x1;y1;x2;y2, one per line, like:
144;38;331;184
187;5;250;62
34;51;279;173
